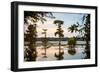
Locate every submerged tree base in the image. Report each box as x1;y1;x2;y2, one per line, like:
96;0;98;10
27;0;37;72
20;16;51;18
43;55;48;58
68;49;76;55
55;51;64;60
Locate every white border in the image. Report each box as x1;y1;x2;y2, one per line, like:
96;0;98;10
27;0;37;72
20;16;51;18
18;5;96;68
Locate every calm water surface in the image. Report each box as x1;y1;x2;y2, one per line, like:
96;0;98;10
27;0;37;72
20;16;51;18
24;41;87;61
36;45;86;61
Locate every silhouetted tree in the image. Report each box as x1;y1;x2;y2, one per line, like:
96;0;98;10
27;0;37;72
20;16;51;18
68;23;79;33
81;14;90;58
68;14;90;58
54;20;64;60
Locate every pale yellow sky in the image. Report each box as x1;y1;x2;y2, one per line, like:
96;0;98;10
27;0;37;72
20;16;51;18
24;17;79;38
24;12;85;38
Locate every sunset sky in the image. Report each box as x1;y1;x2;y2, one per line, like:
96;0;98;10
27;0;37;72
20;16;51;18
25;12;86;37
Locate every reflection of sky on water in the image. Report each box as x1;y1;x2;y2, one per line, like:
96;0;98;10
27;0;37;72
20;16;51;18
64;48;86;60
36;45;86;61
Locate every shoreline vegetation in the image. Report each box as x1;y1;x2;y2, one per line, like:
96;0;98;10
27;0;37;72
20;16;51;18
24;37;88;46
24;37;85;41
25;40;87;46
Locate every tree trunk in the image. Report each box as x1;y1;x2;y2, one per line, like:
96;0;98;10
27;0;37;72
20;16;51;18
59;36;61;59
45;47;46;56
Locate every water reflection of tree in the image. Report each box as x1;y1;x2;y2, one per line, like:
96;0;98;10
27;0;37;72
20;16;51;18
67;37;76;55
54;20;64;60
41;29;51;58
24;11;54;61
68;14;90;59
